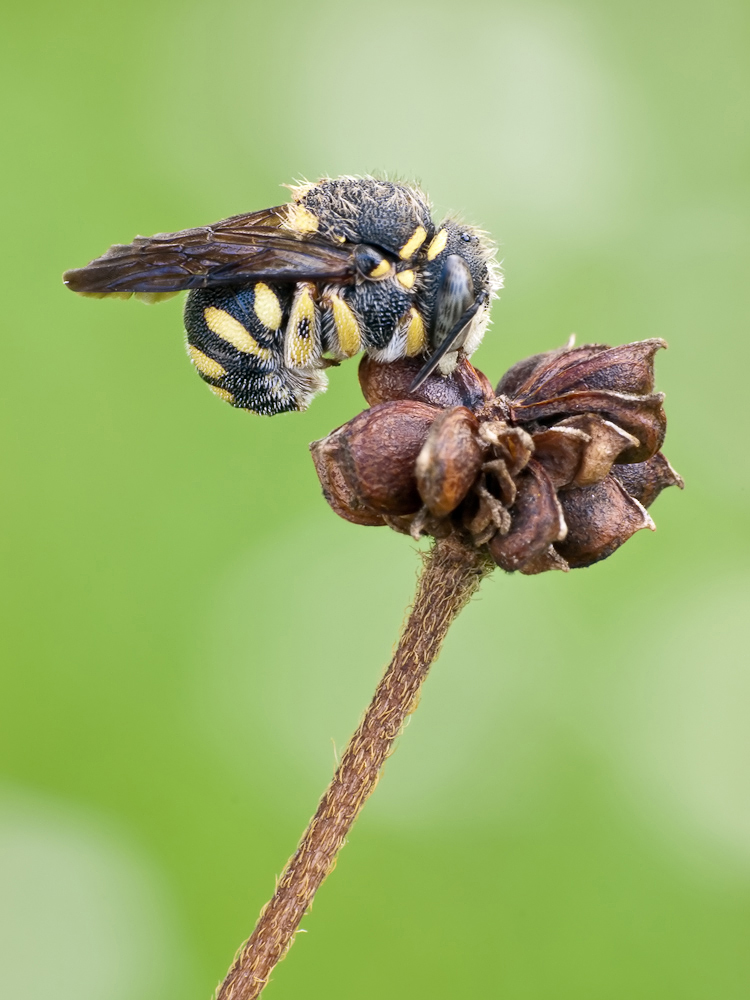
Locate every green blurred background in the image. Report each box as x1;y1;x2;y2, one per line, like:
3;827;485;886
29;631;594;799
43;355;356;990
2;1;748;997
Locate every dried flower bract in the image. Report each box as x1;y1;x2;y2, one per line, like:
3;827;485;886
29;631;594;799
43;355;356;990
311;339;683;573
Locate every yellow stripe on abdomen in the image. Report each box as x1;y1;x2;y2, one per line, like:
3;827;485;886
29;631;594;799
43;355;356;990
208;385;235;404
204;307;272;360
253;283;283;330
188;345;227;380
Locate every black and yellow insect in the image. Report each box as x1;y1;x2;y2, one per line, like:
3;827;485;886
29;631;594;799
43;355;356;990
63;177;501;415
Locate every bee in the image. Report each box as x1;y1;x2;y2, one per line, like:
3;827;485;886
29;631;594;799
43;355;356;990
63;177;501;415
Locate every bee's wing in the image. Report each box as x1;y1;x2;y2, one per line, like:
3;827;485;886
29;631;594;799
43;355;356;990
63;206;355;295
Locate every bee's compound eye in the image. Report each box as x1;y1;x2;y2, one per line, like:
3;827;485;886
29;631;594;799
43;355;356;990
354;244;393;280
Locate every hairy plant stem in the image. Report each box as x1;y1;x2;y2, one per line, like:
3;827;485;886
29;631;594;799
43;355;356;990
215;534;493;1000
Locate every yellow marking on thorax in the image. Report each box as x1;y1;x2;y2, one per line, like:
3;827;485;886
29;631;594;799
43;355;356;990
399;225;427;259
285;284;318;367
286;203;319;233
396;268;415;290
204;307;273;359
369;259;392;279
208;385;234;404
253;283;283;329
404;307;427;356
188;345;227;380
426;228;448;260
328;294;361;357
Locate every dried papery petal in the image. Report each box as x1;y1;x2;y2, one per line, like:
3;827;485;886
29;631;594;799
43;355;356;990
416;407;484;517
409;507;456;541
337;401;439;515
495;345;571;397
556;475;655;569
453;361;496;408
488;460;566;572
508;339;666;401
310;434;387;526
479;422;534;476
359;355;494;410
482;458;517;506
555;414;639;486
380;514;414;536
463;480;512;544
510;390;666;463
613;452;684;507
530;425;591;488
518;545;570;575
565;340;666;394
380;511;455;539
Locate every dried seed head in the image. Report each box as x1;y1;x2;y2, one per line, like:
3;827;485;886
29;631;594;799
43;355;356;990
311;335;682;573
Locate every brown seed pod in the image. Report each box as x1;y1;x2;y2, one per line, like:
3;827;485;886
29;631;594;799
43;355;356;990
359;355;494;411
612;452;684;508
531;413;639;488
415;407;484;517
498;339;667;399
510;390;666;464
309;435;387;526
328;400;440;515
556;475;654;568
488;460;566;572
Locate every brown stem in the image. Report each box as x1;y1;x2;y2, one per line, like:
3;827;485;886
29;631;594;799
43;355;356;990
215;535;493;1000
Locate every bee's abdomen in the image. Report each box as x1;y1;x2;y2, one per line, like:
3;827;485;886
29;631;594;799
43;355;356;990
184;285;324;415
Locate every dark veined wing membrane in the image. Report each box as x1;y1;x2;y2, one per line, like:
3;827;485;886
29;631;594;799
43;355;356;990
63;206;356;295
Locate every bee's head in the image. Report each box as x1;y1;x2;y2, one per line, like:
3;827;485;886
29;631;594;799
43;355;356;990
417;221;501;358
